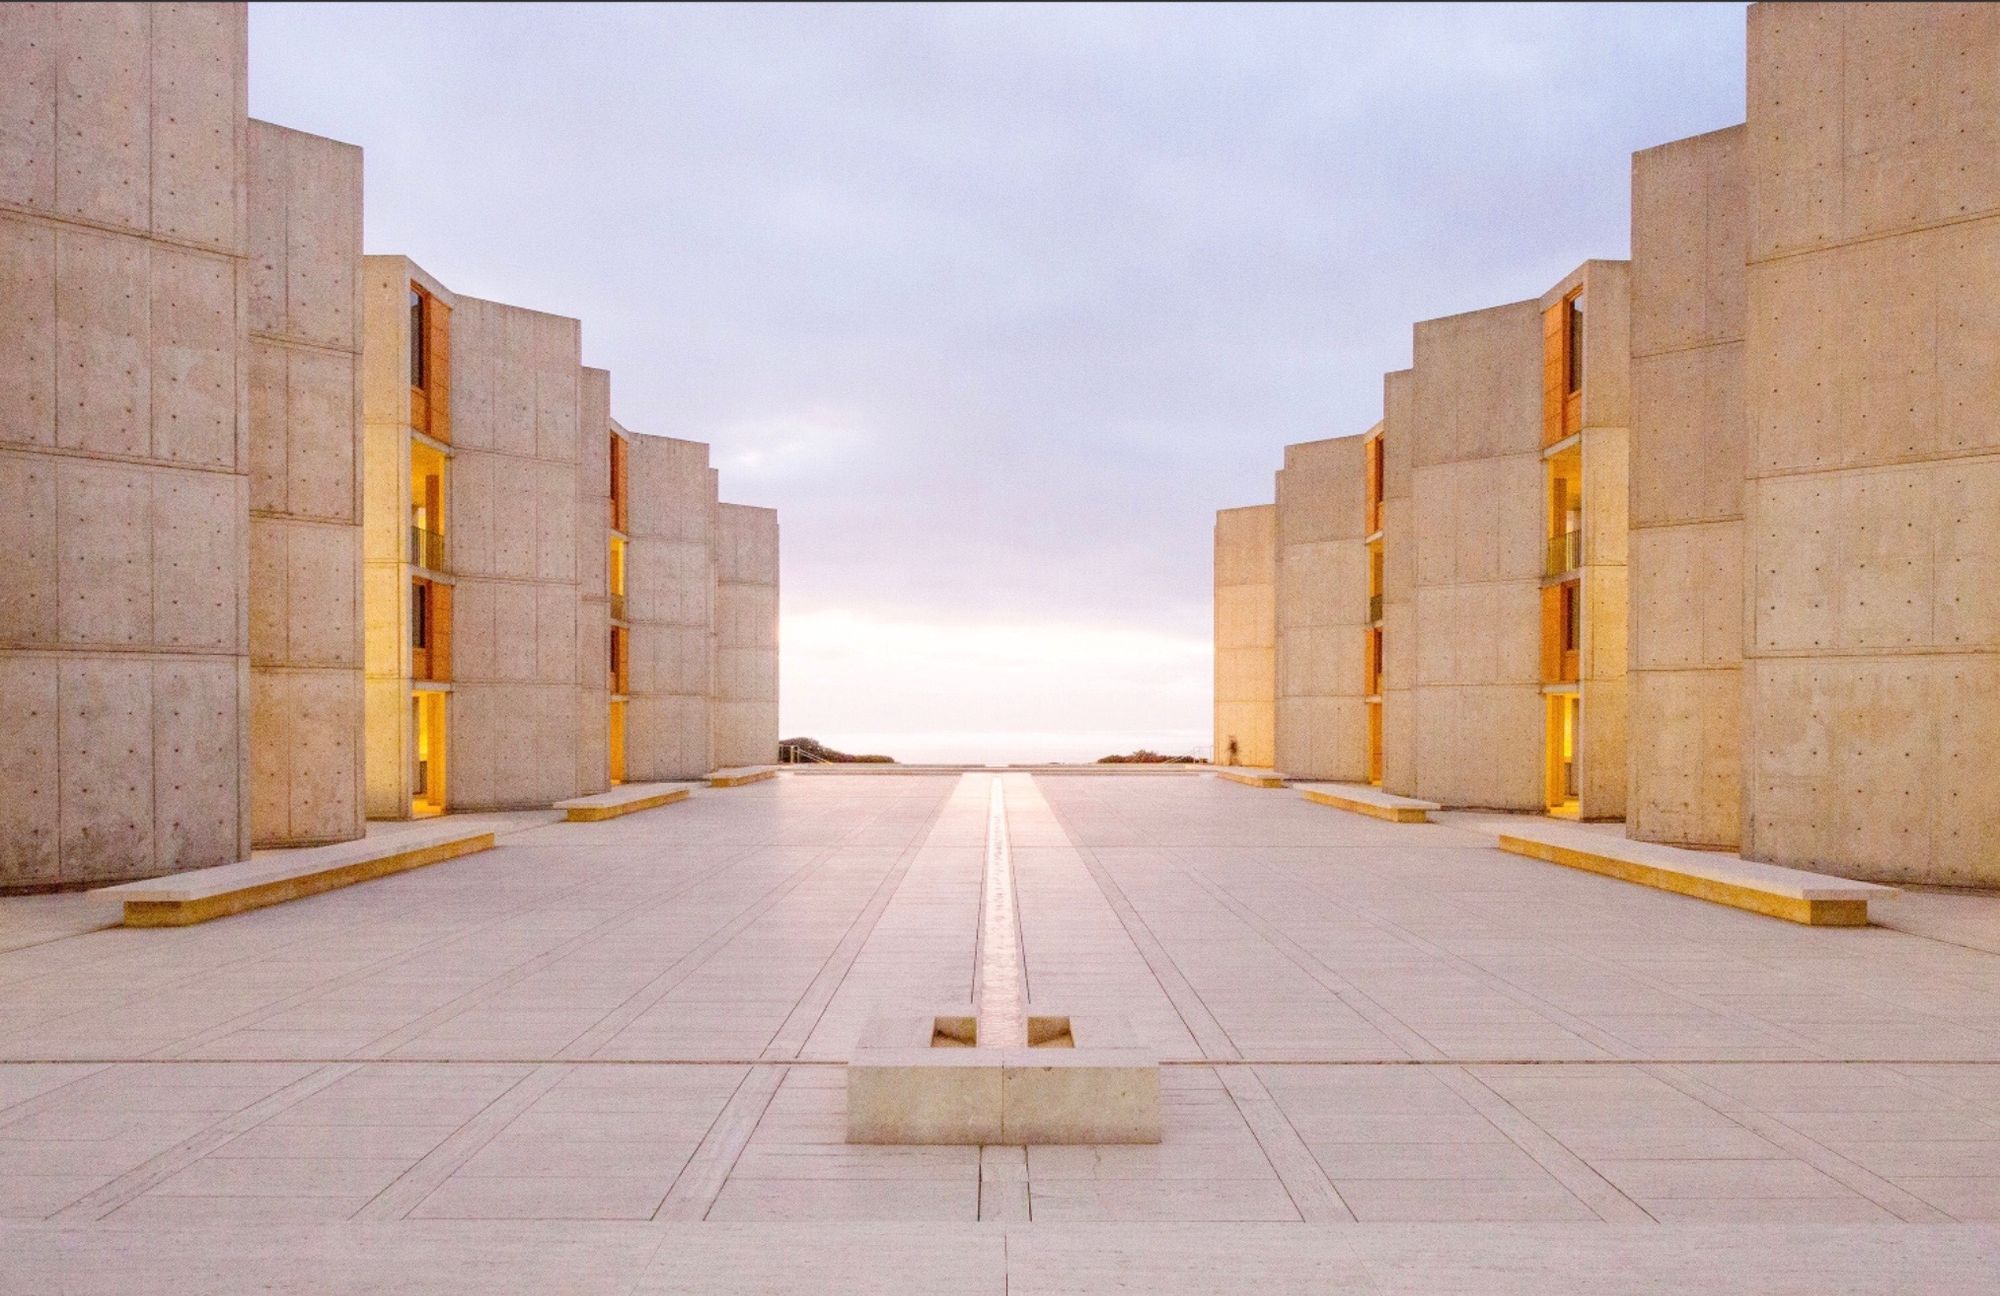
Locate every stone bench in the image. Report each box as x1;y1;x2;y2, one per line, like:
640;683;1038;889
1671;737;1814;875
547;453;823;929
553;782;694;821
92;824;495;927
708;766;778;788
1214;766;1287;788
1495;822;1896;926
1297;782;1439;823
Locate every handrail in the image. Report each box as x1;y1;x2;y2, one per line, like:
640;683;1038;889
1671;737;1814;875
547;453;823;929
1545;528;1582;577
410;525;446;571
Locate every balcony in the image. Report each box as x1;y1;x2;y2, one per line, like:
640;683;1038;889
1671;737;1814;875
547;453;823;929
1368;592;1384;623
411;525;446;572
610;592;627;622
1545;528;1581;577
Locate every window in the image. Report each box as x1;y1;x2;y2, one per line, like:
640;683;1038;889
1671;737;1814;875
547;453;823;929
410;289;426;389
411;579;428;649
1565;293;1584;395
1561;581;1580;654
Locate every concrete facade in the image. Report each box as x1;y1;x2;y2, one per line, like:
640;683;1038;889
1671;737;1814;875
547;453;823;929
577;368;612;795
713;503;781;770
358;254;453;820
1212;504;1277;770
1407;302;1546;811
444;294;584;811
1628;126;1748;849
1272;436;1370;781
626;434;720;781
1735;2;2000;885
1378;370;1417;796
0;3;781;886
0;3;253;887
1540;260;1632;820
245;120;365;849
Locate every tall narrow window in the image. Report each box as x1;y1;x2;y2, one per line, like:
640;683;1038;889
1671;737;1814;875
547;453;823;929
1565;293;1584;395
411;579;429;649
410;289;427;389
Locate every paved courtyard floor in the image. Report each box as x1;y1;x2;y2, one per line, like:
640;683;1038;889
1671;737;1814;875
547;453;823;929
3;772;1999;1292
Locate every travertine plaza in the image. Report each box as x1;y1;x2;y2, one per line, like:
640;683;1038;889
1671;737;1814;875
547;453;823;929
5;3;2000;1293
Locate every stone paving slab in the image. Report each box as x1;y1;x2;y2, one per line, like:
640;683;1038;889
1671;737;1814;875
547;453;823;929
3;772;1999;1289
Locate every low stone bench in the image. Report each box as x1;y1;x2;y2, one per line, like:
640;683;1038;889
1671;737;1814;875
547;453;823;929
1214;766;1287;788
1297;782;1439;823
553;782;694;821
708;766;778;788
1495;822;1895;926
92;824;495;927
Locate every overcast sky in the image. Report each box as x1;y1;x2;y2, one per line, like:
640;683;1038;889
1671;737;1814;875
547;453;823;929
251;2;1747;762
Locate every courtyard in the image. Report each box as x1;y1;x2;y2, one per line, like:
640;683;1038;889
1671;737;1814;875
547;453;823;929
3;772;1999;1292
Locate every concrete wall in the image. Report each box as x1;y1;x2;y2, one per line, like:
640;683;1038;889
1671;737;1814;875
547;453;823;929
245;120;364;848
0;2;253;887
713;503;780;769
1628;126;1748;849
1213;504;1277;769
1273;435;1369;781
1544;259;1632;820
1738;2;2000;884
446;295;583;810
576;371;611;796
627;433;717;780
358;255;448;818
1409;303;1545;809
1379;370;1418;797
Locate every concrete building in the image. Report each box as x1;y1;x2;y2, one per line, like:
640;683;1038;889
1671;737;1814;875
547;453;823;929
1211;504;1276;770
1623;4;1999;885
1628;125;1747;850
1;2;780;889
1378;370;1417;795
246;121;366;849
2;4;258;888
1403;299;1546;810
626;433;722;781
1219;3;1993;885
713;503;781;771
1272;435;1370;783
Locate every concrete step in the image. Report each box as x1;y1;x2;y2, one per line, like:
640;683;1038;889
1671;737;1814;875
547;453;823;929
1297;782;1439;823
708;766;779;788
553;781;695;821
92;825;495;927
1495;821;1896;926
1214;766;1287;788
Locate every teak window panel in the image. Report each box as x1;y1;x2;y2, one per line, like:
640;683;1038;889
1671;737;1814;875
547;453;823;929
1540;580;1581;685
609;433;629;532
409;284;452;444
1365;435;1385;534
411;578;452;683
610;625;630;695
1541;289;1584;447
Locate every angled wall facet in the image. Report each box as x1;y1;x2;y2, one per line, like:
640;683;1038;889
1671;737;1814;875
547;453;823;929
1379;370;1418;797
245;119;364;848
1408;302;1545;810
627;434;718;780
713;503;780;769
1213;504;1277;770
1738;2;2000;884
1274;435;1369;781
446;296;584;810
0;2;253;888
576;369;612;796
1628;124;1748;849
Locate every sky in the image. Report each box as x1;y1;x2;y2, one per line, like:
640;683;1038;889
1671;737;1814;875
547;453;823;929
250;2;1748;763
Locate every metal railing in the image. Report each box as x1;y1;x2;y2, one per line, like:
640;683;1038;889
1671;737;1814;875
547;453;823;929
1545;528;1582;577
609;592;627;622
1367;592;1384;623
410;525;446;571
